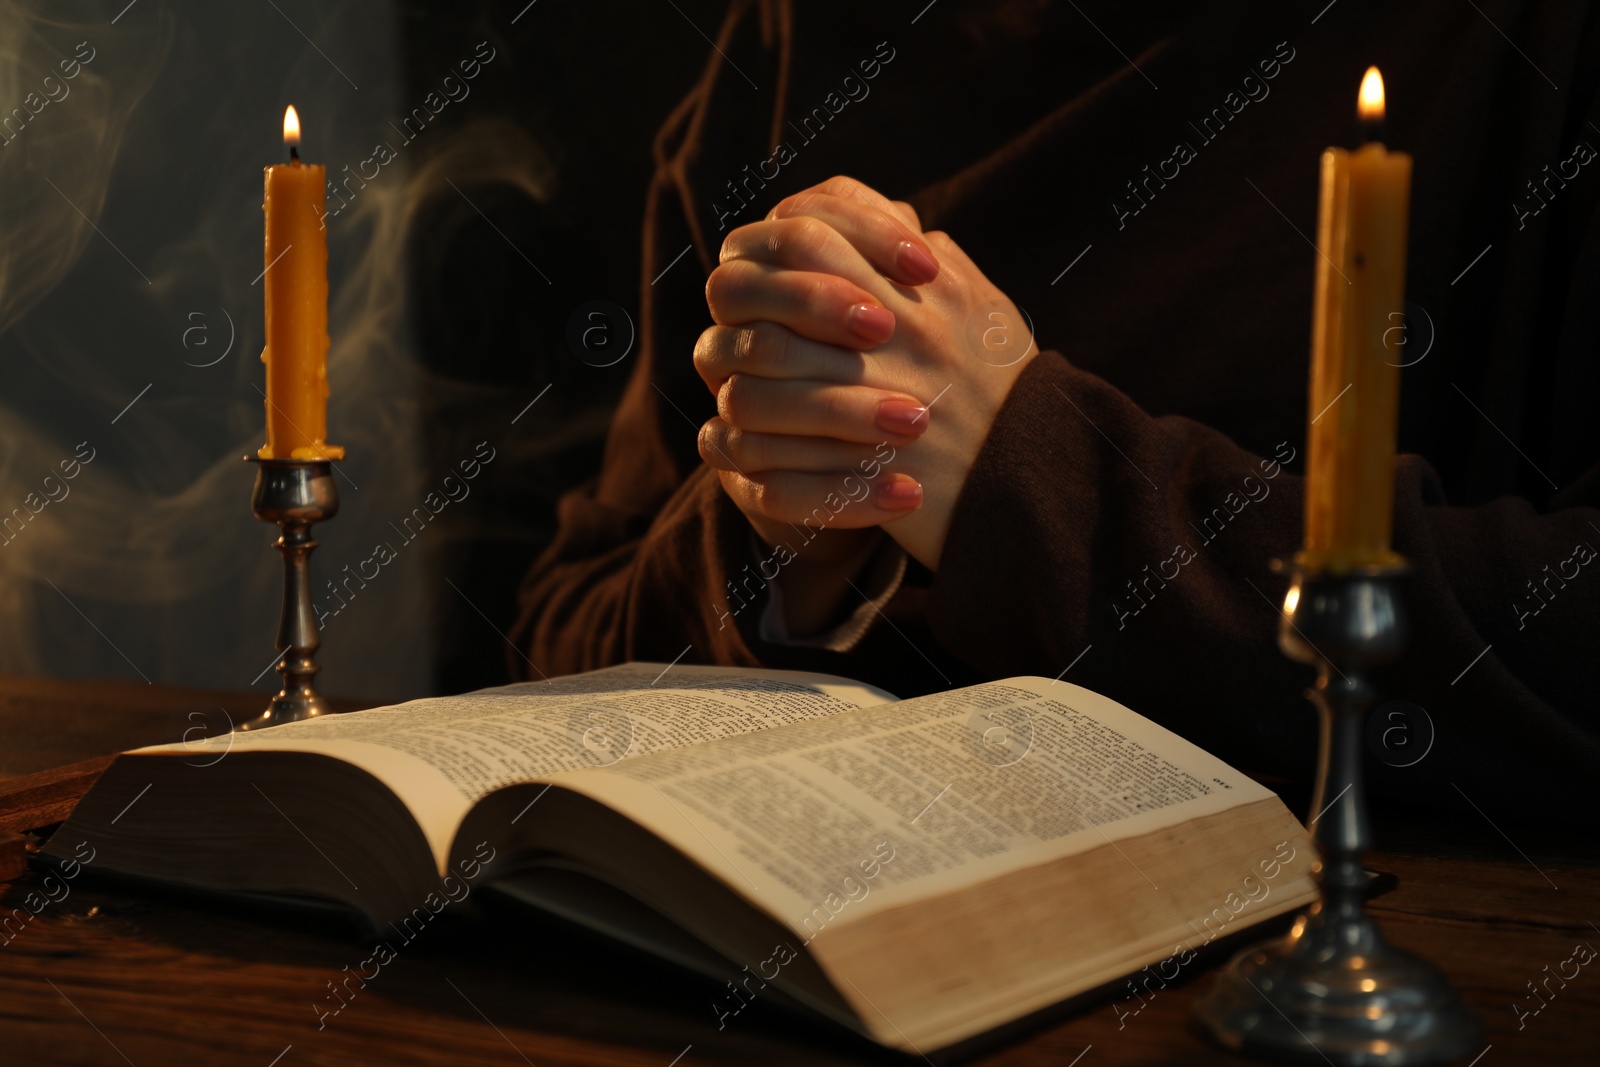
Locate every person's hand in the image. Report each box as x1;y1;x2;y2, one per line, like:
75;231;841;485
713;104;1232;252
695;180;940;567
697;175;1036;571
693;178;944;637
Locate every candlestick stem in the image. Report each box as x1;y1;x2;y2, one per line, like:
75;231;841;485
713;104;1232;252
1195;563;1479;1064
239;457;343;731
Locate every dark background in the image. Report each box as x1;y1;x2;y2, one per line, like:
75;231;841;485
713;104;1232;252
2;0;1590;709
0;0;727;704
397;0;729;694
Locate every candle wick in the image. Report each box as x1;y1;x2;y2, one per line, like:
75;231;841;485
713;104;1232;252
289;145;300;164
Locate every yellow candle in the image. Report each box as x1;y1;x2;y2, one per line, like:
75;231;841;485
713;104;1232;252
1303;68;1410;571
259;105;342;461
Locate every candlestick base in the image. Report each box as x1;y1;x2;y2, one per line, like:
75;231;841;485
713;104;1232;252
1194;563;1479;1065
239;456;343;732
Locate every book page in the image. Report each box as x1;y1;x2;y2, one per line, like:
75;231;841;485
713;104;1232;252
541;678;1279;932
140;663;897;870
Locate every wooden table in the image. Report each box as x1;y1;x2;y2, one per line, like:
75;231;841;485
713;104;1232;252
1;675;1594;1066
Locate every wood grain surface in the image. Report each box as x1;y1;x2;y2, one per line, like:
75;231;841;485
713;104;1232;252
0;674;1594;1066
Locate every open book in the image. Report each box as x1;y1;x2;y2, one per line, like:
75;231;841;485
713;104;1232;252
46;664;1316;1052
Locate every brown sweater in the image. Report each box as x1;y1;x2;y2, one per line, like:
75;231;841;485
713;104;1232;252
512;0;1600;822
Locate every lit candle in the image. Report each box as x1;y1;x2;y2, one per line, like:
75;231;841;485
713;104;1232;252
259;105;342;461
1302;67;1410;571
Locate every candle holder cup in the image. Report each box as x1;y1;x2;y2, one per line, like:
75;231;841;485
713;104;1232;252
1194;560;1480;1064
239;455;343;732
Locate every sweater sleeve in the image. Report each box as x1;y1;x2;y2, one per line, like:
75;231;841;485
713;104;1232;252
511;456;773;678
925;350;1600;820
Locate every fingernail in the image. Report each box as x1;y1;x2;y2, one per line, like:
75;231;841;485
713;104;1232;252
877;397;929;436
876;474;923;510
896;240;939;283
849;303;896;344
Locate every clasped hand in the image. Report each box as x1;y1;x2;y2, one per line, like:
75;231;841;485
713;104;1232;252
695;176;1036;578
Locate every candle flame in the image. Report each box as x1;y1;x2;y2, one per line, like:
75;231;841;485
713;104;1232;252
1358;67;1385;122
283;105;301;147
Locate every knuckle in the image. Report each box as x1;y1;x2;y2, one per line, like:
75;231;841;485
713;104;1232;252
733;322;779;368
759;213;839;268
697;420;722;465
704;261;751;321
773;191;819;220
712;424;755;471
728;473;762;512
746;477;771;513
820;387;855;430
785;215;831;256
704;266;727;318
760;321;795;365
821;175;863;199
715;422;740;458
800;272;842;313
719;425;751;467
731;325;758;367
719;374;759;425
735;429;774;470
721;220;764;259
693;326;725;372
749;477;789;518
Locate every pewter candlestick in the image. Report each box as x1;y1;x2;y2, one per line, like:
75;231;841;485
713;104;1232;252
239;456;342;731
1195;563;1480;1065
